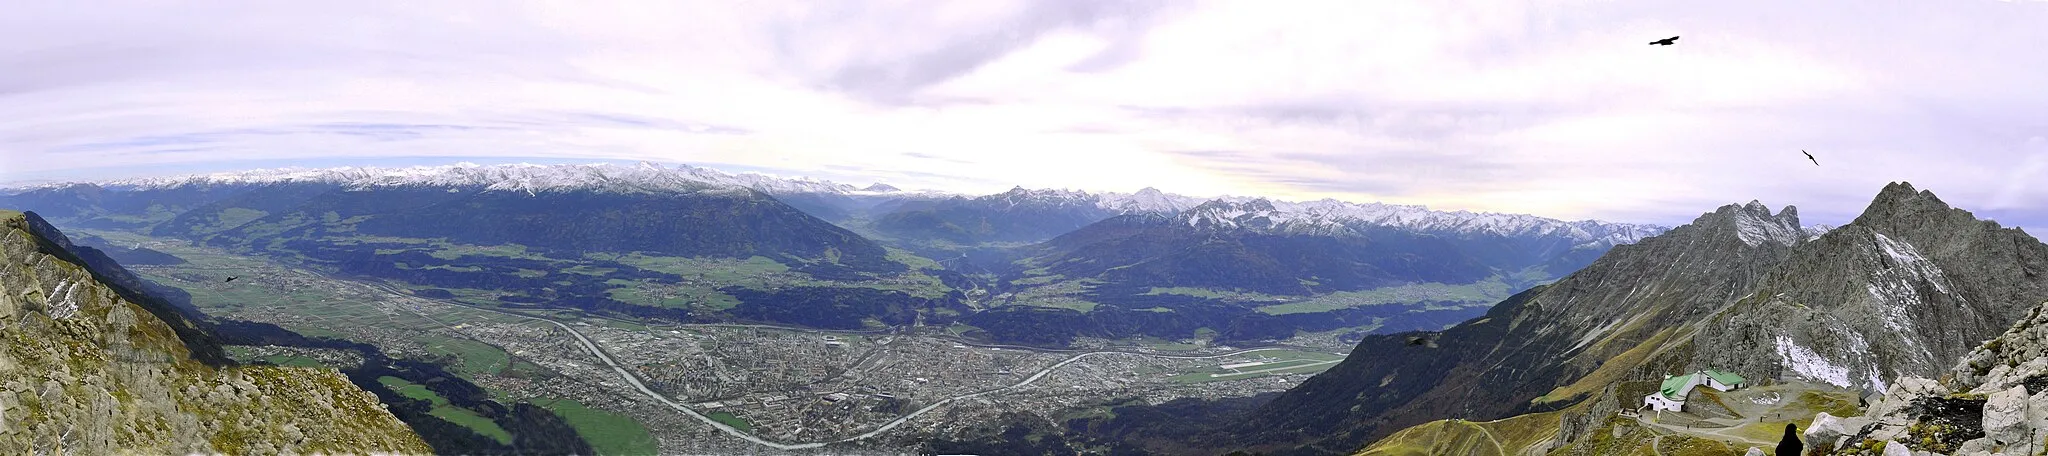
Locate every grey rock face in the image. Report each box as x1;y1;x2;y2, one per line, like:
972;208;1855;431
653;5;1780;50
1242;182;2048;453
1234;197;1807;450
1695;182;2048;393
1859;300;2048;455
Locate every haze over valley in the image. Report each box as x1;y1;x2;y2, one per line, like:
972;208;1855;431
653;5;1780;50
6;1;2048;455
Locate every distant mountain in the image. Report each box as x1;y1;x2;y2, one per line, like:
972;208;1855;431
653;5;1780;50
873;187;1120;245
95;161;859;195
6;162;1680;250
1026;199;1498;295
7;165;903;274
1023;197;1668;295
3;161;1690;347
0;167;925;331
1210;183;2048;455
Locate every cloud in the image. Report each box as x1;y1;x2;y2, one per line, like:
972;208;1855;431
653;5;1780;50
4;0;2048;229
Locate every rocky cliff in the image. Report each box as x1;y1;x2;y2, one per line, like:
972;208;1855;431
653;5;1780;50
1694;182;2048;393
1835;299;2048;455
0;209;429;454
1220;199;1810;454
1226;182;2048;455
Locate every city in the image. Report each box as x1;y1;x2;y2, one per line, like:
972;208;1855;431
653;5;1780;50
108;230;1349;453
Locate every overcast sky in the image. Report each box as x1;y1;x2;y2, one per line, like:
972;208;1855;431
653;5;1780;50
3;0;2046;228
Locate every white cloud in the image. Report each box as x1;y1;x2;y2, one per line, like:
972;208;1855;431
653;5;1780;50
3;0;2047;228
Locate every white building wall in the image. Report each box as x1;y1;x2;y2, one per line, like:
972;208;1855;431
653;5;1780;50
1644;393;1685;412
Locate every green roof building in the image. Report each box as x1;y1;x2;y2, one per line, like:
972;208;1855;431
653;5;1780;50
1646;369;1747;412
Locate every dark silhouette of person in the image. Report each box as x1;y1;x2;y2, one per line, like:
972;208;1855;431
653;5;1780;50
1650;36;1679;46
1778;423;1802;455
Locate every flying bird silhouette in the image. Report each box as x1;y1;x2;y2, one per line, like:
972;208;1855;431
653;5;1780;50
1803;150;1819;166
223;276;237;283
1650;36;1679;46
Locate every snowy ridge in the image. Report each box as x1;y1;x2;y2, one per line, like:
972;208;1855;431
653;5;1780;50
1096;187;1206;214
1157;196;1667;247
94;161;865;196
1804;224;1837;240
1177;199;1356;236
35;161;1666;244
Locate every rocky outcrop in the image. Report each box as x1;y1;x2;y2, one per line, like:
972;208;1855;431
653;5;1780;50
0;210;429;454
1238;182;2048;455
1846;298;2048;455
1695;182;2048;394
1224;197;1810;453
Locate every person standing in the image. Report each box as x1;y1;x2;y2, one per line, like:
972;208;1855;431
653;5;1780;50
1777;423;1802;456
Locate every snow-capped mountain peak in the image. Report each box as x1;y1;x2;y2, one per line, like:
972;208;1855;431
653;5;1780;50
25;161;1669;247
1176;199;1358;237
92;161;859;196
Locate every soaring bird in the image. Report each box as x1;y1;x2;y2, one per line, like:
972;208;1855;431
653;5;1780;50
1650;36;1679;46
224;276;237;283
1803;150;1819;166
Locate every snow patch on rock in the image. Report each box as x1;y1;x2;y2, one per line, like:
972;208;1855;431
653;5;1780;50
1777;335;1852;387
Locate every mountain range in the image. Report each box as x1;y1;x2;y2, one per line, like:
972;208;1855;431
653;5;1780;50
1;161;1689;348
12;161;1671;246
18;162;2047;454
1169;182;2048;454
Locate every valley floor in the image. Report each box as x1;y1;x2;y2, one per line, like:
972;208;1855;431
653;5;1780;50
91;229;1342;453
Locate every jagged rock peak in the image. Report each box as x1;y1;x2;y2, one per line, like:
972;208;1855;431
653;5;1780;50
1189;198;1279;214
1852;181;1973;228
1694;199;1805;247
862;183;900;192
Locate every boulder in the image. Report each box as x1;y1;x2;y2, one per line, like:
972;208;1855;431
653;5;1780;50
1873;377;1951;418
1974;358;2048;395
1984;385;2032;448
1744;447;1765;456
1805;412;1854;452
1954;436;1995;455
1882;440;1912;456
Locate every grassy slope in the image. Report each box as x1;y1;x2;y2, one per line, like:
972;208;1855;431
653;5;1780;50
532;398;661;456
377;376;514;445
1358;409;1566;456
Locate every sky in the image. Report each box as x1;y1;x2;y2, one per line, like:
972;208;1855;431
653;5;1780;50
3;0;2047;229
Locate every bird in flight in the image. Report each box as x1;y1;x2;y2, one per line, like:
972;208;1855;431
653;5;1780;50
1803;150;1819;166
1650;36;1679;46
224;276;237;283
